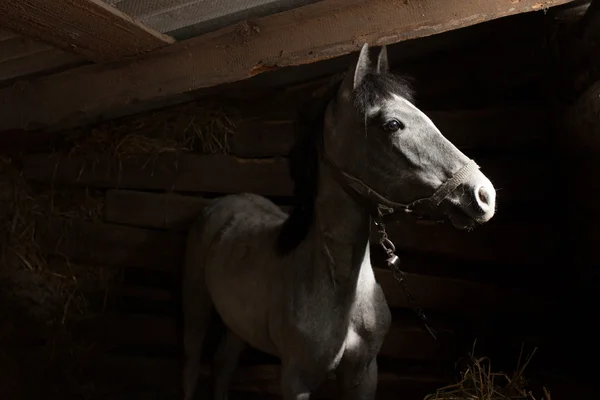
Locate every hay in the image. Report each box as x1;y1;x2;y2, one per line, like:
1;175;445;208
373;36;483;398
0;155;114;399
0;97;238;398
1;97;238;326
60;100;237;159
0;156;115;325
424;343;550;400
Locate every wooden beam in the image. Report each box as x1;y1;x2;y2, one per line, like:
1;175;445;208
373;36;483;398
0;0;174;63
83;355;447;399
100;190;558;265
0;48;84;86
23;154;294;197
83;269;548;317
74;313;456;362
231;107;551;157
36;220;553;312
105;190;216;231
22;153;548;205
0;0;574;133
35;218;186;270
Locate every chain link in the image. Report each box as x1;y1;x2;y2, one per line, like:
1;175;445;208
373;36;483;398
375;221;437;341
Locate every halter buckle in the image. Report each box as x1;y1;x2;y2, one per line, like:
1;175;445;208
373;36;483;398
376;204;395;218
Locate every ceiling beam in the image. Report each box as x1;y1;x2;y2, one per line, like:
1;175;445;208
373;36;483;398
0;0;575;134
0;0;174;63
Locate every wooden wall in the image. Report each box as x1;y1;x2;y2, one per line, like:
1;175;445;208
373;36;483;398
8;5;598;399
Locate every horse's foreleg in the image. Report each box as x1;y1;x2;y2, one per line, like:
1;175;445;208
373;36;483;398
281;363;322;400
336;358;378;400
212;329;246;400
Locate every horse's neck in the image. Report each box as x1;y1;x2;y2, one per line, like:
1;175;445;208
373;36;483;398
308;161;373;299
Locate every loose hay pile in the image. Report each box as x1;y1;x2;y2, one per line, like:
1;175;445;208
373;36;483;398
425;345;551;400
0;97;241;399
1;97;239;327
0;157;112;400
0;157;111;324
58;100;237;158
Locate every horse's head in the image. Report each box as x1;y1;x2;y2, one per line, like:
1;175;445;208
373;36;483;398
322;44;496;229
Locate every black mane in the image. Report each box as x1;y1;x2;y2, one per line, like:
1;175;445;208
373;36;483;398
275;70;414;255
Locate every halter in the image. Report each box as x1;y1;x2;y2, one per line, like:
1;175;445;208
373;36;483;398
320;146;480;224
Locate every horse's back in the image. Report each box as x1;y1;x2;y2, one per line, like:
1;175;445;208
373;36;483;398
198;192;285;236
186;192;285;261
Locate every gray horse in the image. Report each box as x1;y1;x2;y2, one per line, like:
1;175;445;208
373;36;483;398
182;43;496;400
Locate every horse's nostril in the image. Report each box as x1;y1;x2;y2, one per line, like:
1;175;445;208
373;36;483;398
477;186;490;206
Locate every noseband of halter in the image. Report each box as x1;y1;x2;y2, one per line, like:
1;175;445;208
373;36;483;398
319;145;480;224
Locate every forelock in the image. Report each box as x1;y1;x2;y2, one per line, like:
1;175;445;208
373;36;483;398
353;72;415;115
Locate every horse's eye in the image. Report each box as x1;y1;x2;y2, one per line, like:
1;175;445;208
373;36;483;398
383;119;404;133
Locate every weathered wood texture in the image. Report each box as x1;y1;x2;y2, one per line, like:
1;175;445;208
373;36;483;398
23;153;548;206
36;218;184;270
232;106;551;157
0;47;84;87
101;189;557;265
35;215;550;315
82;355;447;399
75;313;456;362
24;154;293;196
78;351;600;400
0;0;174;63
37;184;555;266
0;30;86;86
0;0;574;133
105;189;212;230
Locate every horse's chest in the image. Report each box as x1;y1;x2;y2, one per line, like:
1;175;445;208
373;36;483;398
343;285;392;361
299;285;391;370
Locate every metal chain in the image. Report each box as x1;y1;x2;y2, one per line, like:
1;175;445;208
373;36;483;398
375;221;437;341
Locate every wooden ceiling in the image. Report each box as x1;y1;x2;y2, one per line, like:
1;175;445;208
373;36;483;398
0;0;587;136
0;0;319;87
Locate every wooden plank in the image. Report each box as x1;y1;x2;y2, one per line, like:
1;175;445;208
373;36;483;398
35;218;186;269
23;153;547;204
102;189;556;265
385;218;558;265
231;106;551;157
86;272;547;318
86;286;175;316
109;0;323;38
107;189;540;236
0;29;17;42
24;154;294;197
83;355;447;399
0;0;174;63
0;35;52;64
0;0;574;133
74;313;455;362
105;190;212;231
374;268;549;314
38;218;551;312
0;48;84;86
105;190;290;231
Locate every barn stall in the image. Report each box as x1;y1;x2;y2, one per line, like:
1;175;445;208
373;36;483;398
0;0;599;399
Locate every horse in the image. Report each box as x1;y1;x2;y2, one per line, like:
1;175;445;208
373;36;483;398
181;43;496;400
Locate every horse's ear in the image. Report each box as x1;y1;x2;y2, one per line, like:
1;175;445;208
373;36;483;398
340;43;371;96
353;43;371;89
376;45;389;74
